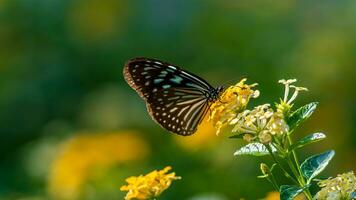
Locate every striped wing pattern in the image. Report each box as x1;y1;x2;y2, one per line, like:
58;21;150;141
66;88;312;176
123;57;214;135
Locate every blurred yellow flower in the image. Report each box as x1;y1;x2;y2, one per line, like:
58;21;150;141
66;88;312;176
209;78;259;134
48;131;149;200
263;191;306;200
67;0;128;43
264;191;279;200
174;115;220;151
315;171;356;200
120;166;181;200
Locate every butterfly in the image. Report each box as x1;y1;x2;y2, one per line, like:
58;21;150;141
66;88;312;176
123;57;224;136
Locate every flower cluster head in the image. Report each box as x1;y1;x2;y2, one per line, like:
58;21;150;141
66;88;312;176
210;78;307;144
209;78;259;134
277;79;308;115
230;104;288;144
120;166;181;200
278;79;308;104
314;171;356;200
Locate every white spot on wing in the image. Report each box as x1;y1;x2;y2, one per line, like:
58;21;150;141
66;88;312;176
168;65;176;70
170;107;178;112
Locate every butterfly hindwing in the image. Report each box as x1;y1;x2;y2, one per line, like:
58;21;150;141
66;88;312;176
123;57;215;135
146;87;210;135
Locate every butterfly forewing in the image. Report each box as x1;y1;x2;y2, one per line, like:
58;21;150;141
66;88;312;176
124;57;216;136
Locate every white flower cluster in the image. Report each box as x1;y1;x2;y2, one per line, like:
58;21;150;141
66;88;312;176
230;104;289;144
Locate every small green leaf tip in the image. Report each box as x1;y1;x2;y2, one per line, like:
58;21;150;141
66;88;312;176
287;102;318;130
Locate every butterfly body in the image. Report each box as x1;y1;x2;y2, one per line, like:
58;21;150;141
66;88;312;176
123;57;223;136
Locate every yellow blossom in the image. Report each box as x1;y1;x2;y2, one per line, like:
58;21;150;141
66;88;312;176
258;130;272;144
265;113;289;136
315;171;356;200
228;103;290;143
120;166;181;200
48;131;149;200
243;134;255;143
209;78;305;144
230;104;278;143
209;78;259;134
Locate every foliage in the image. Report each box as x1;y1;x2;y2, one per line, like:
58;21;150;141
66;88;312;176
210;79;355;200
1;0;356;199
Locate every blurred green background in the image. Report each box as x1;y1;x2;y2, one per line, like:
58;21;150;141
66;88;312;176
1;0;355;199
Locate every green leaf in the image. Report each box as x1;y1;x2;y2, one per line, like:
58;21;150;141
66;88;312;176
287;102;318;130
290;132;326;150
301;150;335;183
234;143;276;156
280;185;304;200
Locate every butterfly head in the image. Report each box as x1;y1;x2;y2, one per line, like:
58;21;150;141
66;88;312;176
207;86;224;102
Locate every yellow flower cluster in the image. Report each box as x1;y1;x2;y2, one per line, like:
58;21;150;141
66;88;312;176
315;171;356;200
48;131;149;200
209;78;307;144
209;78;259;134
120;166;181;200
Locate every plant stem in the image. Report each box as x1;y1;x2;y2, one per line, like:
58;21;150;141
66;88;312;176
287;135;313;200
287;136;303;179
267;176;280;191
264;144;299;185
269;172;280;191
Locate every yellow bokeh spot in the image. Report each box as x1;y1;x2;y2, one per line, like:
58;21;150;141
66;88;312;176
174;115;220;151
48;131;149;200
67;0;128;43
264;191;306;200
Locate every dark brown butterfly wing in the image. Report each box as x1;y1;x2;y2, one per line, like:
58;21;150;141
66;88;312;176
123;57;214;135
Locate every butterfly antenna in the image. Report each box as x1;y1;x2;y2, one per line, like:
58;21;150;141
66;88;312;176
220;75;248;88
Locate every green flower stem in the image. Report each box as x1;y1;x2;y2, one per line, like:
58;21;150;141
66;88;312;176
269;172;280;191
287;135;313;200
287;135;303;178
265;144;299;185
